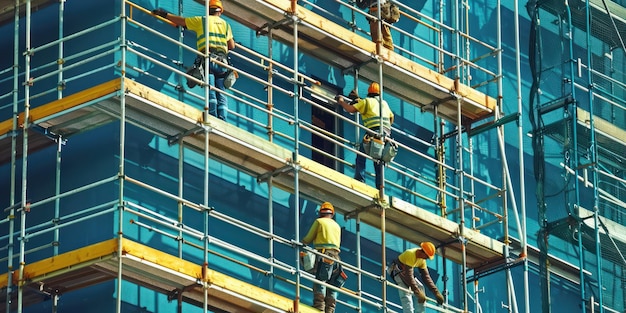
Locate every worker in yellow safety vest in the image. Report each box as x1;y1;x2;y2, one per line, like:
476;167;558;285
302;202;344;313
152;0;236;120
388;242;445;313
336;82;394;189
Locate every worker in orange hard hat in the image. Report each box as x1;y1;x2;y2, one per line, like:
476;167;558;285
388;242;444;313
336;82;394;189
302;202;344;313
151;0;236;120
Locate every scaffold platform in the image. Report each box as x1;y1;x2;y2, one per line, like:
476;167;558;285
0;78;505;269
0;238;321;313
543;107;626;172
218;0;497;126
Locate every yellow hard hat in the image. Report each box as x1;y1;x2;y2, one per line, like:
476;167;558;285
209;0;223;11
368;82;380;94
320;202;335;215
420;242;436;260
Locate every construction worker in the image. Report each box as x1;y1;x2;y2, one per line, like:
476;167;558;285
302;202;342;313
366;0;399;50
336;82;394;189
388;242;445;313
152;0;236;120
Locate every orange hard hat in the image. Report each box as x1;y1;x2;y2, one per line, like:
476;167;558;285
420;242;436;260
319;202;335;215
368;82;380;94
209;0;223;11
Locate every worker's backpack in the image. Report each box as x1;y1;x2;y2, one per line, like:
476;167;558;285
381;2;401;23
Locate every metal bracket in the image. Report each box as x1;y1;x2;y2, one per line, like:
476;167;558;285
4;201;28;213
198;204;215;213
167;123;207;146
344;202;382;220
257;17;293;37
167;284;197;302
257;164;296;183
342;57;377;76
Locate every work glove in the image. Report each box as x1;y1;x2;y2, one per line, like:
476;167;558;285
435;291;445;305
414;288;426;303
348;89;359;100
151;8;169;18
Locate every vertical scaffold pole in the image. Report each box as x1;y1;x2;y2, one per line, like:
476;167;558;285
176;0;184;100
353;70;360;155
452;0;469;306
53;0;65;261
456;96;468;312
57;0;64;100
172;0;185;266
268;176;275;292
203;187;209;313
474;280;480;313
178;139;184;258
267;28;274;142
53;1;65;260
468;138;476;230
435;107;446;217
356;215;362;310
6;1;20;312
202;4;210;312
17;1;32;312
53;134;63;257
290;1;302;310
52;11;65;307
116;1;128;312
437;0;445;72
511;0;530;307
203;0;210;124
375;0;388;302
380;199;387;310
585;0;602;308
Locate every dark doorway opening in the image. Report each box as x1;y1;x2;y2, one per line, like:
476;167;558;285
308;79;342;172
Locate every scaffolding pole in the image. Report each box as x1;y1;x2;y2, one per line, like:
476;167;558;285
16;1;33;312
5;0;20;311
584;0;603;310
115;1;128;313
291;2;303;310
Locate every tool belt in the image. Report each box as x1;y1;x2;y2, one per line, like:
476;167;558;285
362;132;398;163
315;248;340;281
369;1;400;23
329;264;348;288
192;52;230;77
389;258;402;278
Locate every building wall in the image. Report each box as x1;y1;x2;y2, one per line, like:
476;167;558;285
1;0;624;312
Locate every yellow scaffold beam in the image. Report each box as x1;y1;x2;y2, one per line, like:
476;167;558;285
0;238;320;313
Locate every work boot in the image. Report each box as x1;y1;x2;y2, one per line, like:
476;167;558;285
324;296;336;313
313;293;325;311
